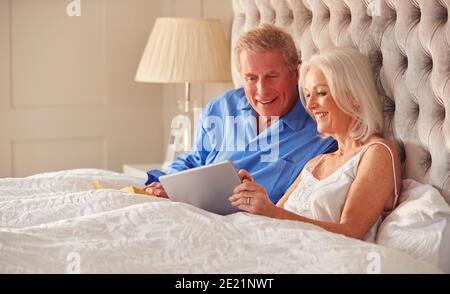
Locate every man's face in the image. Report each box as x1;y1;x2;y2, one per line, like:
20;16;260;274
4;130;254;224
239;49;299;118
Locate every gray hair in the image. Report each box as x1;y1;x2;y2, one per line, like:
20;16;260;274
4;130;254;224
299;47;383;142
235;23;299;72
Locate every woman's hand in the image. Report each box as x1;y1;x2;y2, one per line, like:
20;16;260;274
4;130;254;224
229;169;276;216
143;182;169;198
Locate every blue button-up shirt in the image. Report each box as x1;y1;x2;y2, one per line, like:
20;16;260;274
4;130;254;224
147;87;337;203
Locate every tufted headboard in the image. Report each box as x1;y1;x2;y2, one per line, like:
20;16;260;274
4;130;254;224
231;0;450;203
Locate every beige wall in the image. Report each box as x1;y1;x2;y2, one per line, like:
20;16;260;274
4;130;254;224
0;0;234;177
0;0;164;177
160;0;235;155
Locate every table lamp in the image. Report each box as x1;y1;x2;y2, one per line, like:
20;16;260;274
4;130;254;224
135;18;231;170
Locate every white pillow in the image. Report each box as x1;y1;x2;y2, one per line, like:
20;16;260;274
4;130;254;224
376;179;450;273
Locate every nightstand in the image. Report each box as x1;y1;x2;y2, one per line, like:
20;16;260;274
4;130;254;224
122;163;163;179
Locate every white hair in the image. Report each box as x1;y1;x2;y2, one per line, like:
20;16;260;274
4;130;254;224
299;47;383;142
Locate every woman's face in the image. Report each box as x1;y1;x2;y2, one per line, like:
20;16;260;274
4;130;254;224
302;67;354;136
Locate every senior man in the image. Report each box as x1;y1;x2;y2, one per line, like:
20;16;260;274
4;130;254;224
145;24;337;203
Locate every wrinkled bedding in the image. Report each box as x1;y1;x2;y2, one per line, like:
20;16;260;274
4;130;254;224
0;169;441;273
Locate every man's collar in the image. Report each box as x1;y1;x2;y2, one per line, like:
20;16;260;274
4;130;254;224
281;97;307;131
238;95;252;110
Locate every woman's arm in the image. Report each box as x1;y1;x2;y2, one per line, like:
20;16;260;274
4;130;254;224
336;141;401;238
230;142;401;240
272;142;400;239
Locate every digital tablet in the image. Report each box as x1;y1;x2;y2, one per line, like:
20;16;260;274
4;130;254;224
159;160;241;215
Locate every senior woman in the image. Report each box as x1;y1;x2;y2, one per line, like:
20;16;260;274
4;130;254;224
229;47;402;242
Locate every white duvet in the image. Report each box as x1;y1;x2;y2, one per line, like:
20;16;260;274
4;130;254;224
0;169;442;273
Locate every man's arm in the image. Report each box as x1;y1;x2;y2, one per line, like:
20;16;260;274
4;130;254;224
167;149;208;172
144;120;211;186
167;112;213;173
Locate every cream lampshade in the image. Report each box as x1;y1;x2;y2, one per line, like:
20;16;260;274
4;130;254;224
135;17;231;113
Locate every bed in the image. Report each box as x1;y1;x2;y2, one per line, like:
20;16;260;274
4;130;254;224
1;0;449;274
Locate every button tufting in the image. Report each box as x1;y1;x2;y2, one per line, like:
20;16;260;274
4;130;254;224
344;6;352;23
374;49;383;64
400;54;408;71
384;95;396;116
420;150;432;173
325;11;330;20
438;106;446;122
442;7;448;22
410;100;420;124
397;140;406;163
390;6;397;21
253;10;260;21
369;50;383;73
414;7;422;23
288;10;294;20
306;12;312;23
426;57;433;72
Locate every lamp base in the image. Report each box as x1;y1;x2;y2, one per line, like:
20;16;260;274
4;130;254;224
161;82;202;172
161;112;192;172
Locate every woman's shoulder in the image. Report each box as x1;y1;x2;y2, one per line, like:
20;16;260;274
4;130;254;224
359;136;402;170
358;135;402;207
363;135;399;155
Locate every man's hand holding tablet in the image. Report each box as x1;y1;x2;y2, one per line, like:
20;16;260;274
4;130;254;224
157;161;244;215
